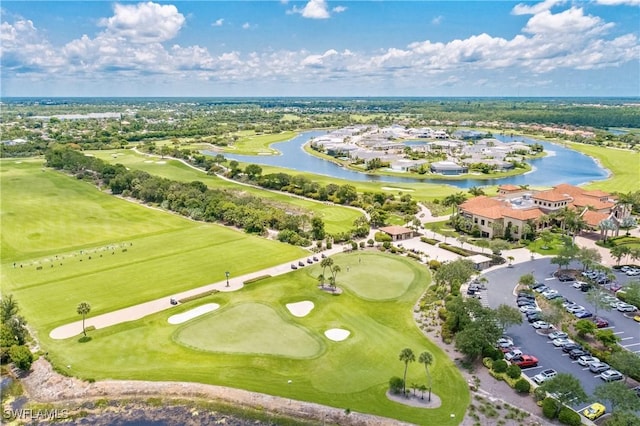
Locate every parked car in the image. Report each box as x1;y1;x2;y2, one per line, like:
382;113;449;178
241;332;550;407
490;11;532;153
578;355;600;366
532;321;554;330
566;304;585;313
582;403;606;420
558;274;575;282
504;349;523;361
290;264;298;270
552;337;573;347
589;362;611;373
321;253;327;258
527;313;543;323
533;369;557;384
569;348;589;360
518;291;535;299
592;317;609;328
518;298;535;307
298;261;305;267
312;256;319;261
574;310;593;318
572;281;587;289
520;306;538;314
632;385;640;397
562;343;582;353
496;337;514;349
511;355;538;368
600;369;624;382
634;315;640;322
534;285;549;293
548;331;568;340
307;258;313;264
617;302;637;312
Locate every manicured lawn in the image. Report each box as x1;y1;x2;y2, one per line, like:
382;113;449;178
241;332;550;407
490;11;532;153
525;234;566;256
562;142;639;193
90;150;362;235
1;160;306;330
176;302;322;357
44;252;468;425
223;131;298;155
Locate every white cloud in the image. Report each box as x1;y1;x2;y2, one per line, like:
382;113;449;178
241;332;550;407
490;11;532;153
332;6;347;14
431;16;443;25
212;18;224;27
289;0;330;19
242;22;251;30
595;0;640;5
98;2;185;43
523;7;612;36
512;0;566;15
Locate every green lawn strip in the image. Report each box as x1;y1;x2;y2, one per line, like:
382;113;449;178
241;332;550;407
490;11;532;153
89;150;362;234
0;159;191;260
525;235;565;256
175;302;323;357
42;253;468;425
560;142;639;193
223;131;298;155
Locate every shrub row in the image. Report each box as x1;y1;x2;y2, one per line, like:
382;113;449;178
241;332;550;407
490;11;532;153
438;243;472;257
243;275;271;285
420;237;440;245
178;289;220;304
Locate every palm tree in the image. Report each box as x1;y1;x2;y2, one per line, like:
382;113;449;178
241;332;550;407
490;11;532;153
443;192;466;216
317;274;325;288
76;302;91;337
330;265;341;286
320;257;334;280
599;219;616;242
399;348;415;397
467;186;485;197
418;351;434;401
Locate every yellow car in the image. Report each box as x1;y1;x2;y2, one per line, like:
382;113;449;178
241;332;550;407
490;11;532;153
583;402;606;420
634;315;640;322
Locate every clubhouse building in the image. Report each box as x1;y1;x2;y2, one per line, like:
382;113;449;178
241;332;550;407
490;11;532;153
458;184;629;239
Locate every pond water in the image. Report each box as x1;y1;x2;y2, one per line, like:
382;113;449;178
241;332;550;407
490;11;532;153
205;131;609;189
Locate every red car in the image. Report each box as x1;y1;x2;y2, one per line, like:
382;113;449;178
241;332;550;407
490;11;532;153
593;317;609;328
511;355;539;368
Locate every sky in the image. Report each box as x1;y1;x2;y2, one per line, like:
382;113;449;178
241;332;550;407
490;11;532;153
1;0;639;97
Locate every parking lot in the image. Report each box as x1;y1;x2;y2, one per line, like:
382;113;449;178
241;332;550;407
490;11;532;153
482;257;640;412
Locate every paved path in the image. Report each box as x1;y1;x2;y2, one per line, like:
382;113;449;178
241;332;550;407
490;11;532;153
49;246;346;340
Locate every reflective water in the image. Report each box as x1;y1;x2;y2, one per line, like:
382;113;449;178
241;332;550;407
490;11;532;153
205;131;609;189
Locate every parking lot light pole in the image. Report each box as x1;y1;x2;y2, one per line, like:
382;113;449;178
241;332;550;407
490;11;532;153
225;271;230;287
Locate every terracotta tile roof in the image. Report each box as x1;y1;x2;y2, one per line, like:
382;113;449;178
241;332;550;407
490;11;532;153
499;184;521;191
379;225;413;236
583;189;610;198
572;196;614;210
459;196;504;210
552;183;584;197
533;190;572;202
581;210;610;227
502;208;545;221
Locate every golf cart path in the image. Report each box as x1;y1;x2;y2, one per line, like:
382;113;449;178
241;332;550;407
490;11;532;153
49;246;345;340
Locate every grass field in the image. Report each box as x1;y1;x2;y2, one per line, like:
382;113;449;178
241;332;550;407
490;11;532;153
223;131;298;155
1;160;306;330
89;150;362;235
43;252;468;424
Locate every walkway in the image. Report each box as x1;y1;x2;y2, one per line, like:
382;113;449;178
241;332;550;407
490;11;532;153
49;246;346;340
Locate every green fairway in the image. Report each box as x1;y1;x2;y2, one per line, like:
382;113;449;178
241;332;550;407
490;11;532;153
89;150;362;235
1;160;306;330
223;131;298;155
42;252;468;425
175;302;323;357
308;252;415;300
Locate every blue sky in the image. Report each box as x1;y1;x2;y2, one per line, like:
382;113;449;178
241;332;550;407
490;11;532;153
1;0;639;97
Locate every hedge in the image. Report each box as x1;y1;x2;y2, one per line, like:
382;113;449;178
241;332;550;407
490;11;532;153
492;359;508;373
243;275;271;285
558;407;581;426
420;237;440;245
514;378;531;393
438;243;472;257
542;398;559;419
178;289;220;304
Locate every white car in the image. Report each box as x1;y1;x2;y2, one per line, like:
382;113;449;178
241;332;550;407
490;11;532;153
578;355;600;366
505;349;523;360
572;281;587;289
533;369;557;384
497;337;514;349
532;321;554;330
617;302;637;312
520;305;539;313
548;331;568;340
625;269;640;276
553;337;574;347
566;305;585;313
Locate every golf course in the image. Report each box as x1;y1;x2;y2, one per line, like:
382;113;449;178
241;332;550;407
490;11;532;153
1;159;469;425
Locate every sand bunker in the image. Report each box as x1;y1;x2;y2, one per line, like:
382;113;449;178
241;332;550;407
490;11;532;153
324;328;350;341
286;301;314;317
156;161;167;164
168;303;220;325
144;160;153;163
382;186;414;192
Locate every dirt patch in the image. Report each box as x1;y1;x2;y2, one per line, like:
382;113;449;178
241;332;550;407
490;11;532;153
386;391;442;409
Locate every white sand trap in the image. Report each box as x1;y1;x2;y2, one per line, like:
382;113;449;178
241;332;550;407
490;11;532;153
168;303;220;325
286;301;314;317
382;186;414;192
156;161;166;164
325;328;350;341
144;160;153;163
15;161;22;164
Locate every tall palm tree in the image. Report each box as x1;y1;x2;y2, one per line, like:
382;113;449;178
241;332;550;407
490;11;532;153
320;257;334;280
76;302;91;337
467;186;485;197
399;348;415;397
443;192;466;216
418;351;434;401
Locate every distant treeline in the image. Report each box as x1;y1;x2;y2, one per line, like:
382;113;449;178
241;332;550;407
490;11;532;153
44;146;325;246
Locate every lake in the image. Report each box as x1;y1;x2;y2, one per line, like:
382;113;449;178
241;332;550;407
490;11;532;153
205;131;609;189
